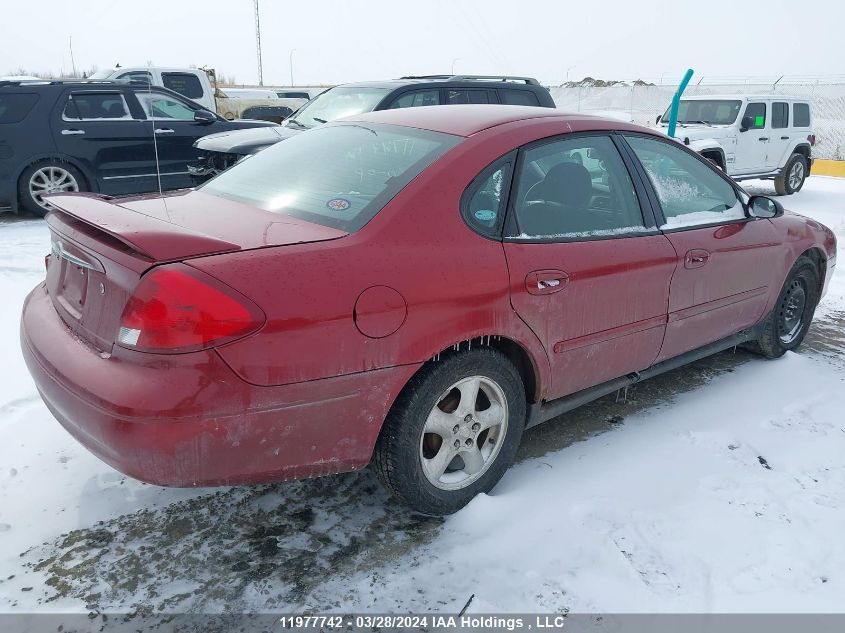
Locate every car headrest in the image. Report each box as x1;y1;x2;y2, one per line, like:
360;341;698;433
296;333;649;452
532;162;592;210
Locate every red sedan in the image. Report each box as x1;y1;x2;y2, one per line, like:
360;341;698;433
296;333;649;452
21;105;836;515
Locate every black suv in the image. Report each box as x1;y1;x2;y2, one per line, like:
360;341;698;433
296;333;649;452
0;80;276;215
192;75;556;177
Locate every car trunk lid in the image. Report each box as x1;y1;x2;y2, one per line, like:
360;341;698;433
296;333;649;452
43;191;346;351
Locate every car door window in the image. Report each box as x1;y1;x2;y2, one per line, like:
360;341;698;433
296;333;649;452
625;135;743;229
136;92;196;120
744;102;766;129
62;92;131;120
387;89;441;109
772;102;788;129
446;89;495;104
499;90;540;106
511;135;644;239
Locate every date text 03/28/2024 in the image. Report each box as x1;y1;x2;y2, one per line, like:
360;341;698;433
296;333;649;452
277;615;569;630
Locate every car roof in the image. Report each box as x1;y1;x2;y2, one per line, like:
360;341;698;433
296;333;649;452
681;94;809;102
331;76;542;90
340;104;632;137
0;79;143;89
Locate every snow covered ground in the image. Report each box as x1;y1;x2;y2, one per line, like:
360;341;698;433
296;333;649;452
0;177;844;615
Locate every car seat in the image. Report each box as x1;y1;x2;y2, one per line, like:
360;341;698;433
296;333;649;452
518;162;592;236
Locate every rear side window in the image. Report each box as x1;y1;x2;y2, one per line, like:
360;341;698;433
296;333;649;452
446;89;495;104
744;102;766;129
277;91;310;99
161;72;204;99
63;93;130;120
201;123;461;232
772;102;788;129
793;103;810;127
463;158;513;238
388;89;441;109
0;93;39;123
499;90;540;106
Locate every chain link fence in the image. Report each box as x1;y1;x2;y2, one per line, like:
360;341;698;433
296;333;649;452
549;81;845;160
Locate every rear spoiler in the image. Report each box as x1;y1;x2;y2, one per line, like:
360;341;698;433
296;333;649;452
44;193;240;261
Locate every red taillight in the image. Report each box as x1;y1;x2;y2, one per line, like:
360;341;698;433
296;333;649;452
117;265;264;353
808;134;816;146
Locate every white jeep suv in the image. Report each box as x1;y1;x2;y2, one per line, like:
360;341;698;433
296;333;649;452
655;95;815;195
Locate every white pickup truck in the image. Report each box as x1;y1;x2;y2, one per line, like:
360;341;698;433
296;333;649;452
655;95;815;195
89;67;308;123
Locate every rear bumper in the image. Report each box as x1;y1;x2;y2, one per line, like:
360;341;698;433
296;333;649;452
21;283;418;486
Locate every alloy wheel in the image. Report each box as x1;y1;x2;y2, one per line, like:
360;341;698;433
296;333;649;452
419;375;509;490
29;166;79;210
788;161;804;191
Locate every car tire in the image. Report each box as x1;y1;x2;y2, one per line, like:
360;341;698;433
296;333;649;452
372;348;526;516
746;256;819;358
774;153;807;196
18;160;86;217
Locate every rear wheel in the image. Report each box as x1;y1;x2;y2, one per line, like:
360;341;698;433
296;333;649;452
747;256;819;358
774;153;807;196
18;161;85;217
372;349;526;515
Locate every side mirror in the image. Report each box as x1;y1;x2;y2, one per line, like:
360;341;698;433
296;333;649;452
747;195;783;219
194;109;216;124
655;114;661;124
739;115;753;132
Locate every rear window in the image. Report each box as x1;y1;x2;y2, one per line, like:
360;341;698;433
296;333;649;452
162;72;204;99
793;103;810;127
201;123;460;232
277;91;310;99
0;93;39;123
499;90;540;106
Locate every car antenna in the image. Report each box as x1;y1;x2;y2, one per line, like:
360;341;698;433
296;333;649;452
146;64;170;221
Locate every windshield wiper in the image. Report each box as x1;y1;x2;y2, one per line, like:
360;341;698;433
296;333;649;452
681;120;712;126
285;118;309;129
312;117;327;124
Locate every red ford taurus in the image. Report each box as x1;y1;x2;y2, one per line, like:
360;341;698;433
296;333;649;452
21;105;836;515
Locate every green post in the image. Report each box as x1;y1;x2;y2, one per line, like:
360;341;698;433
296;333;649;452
667;69;694;138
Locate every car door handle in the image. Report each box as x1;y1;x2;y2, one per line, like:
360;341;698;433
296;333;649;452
525;270;569;295
758;137;769;141
780;136;789;140
154;128;175;134
684;249;710;269
61;129;85;135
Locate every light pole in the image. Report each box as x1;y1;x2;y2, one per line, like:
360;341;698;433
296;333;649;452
253;0;264;86
451;58;460;75
289;48;296;87
566;65;575;82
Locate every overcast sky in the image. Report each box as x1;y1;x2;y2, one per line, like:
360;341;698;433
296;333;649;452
3;0;843;86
